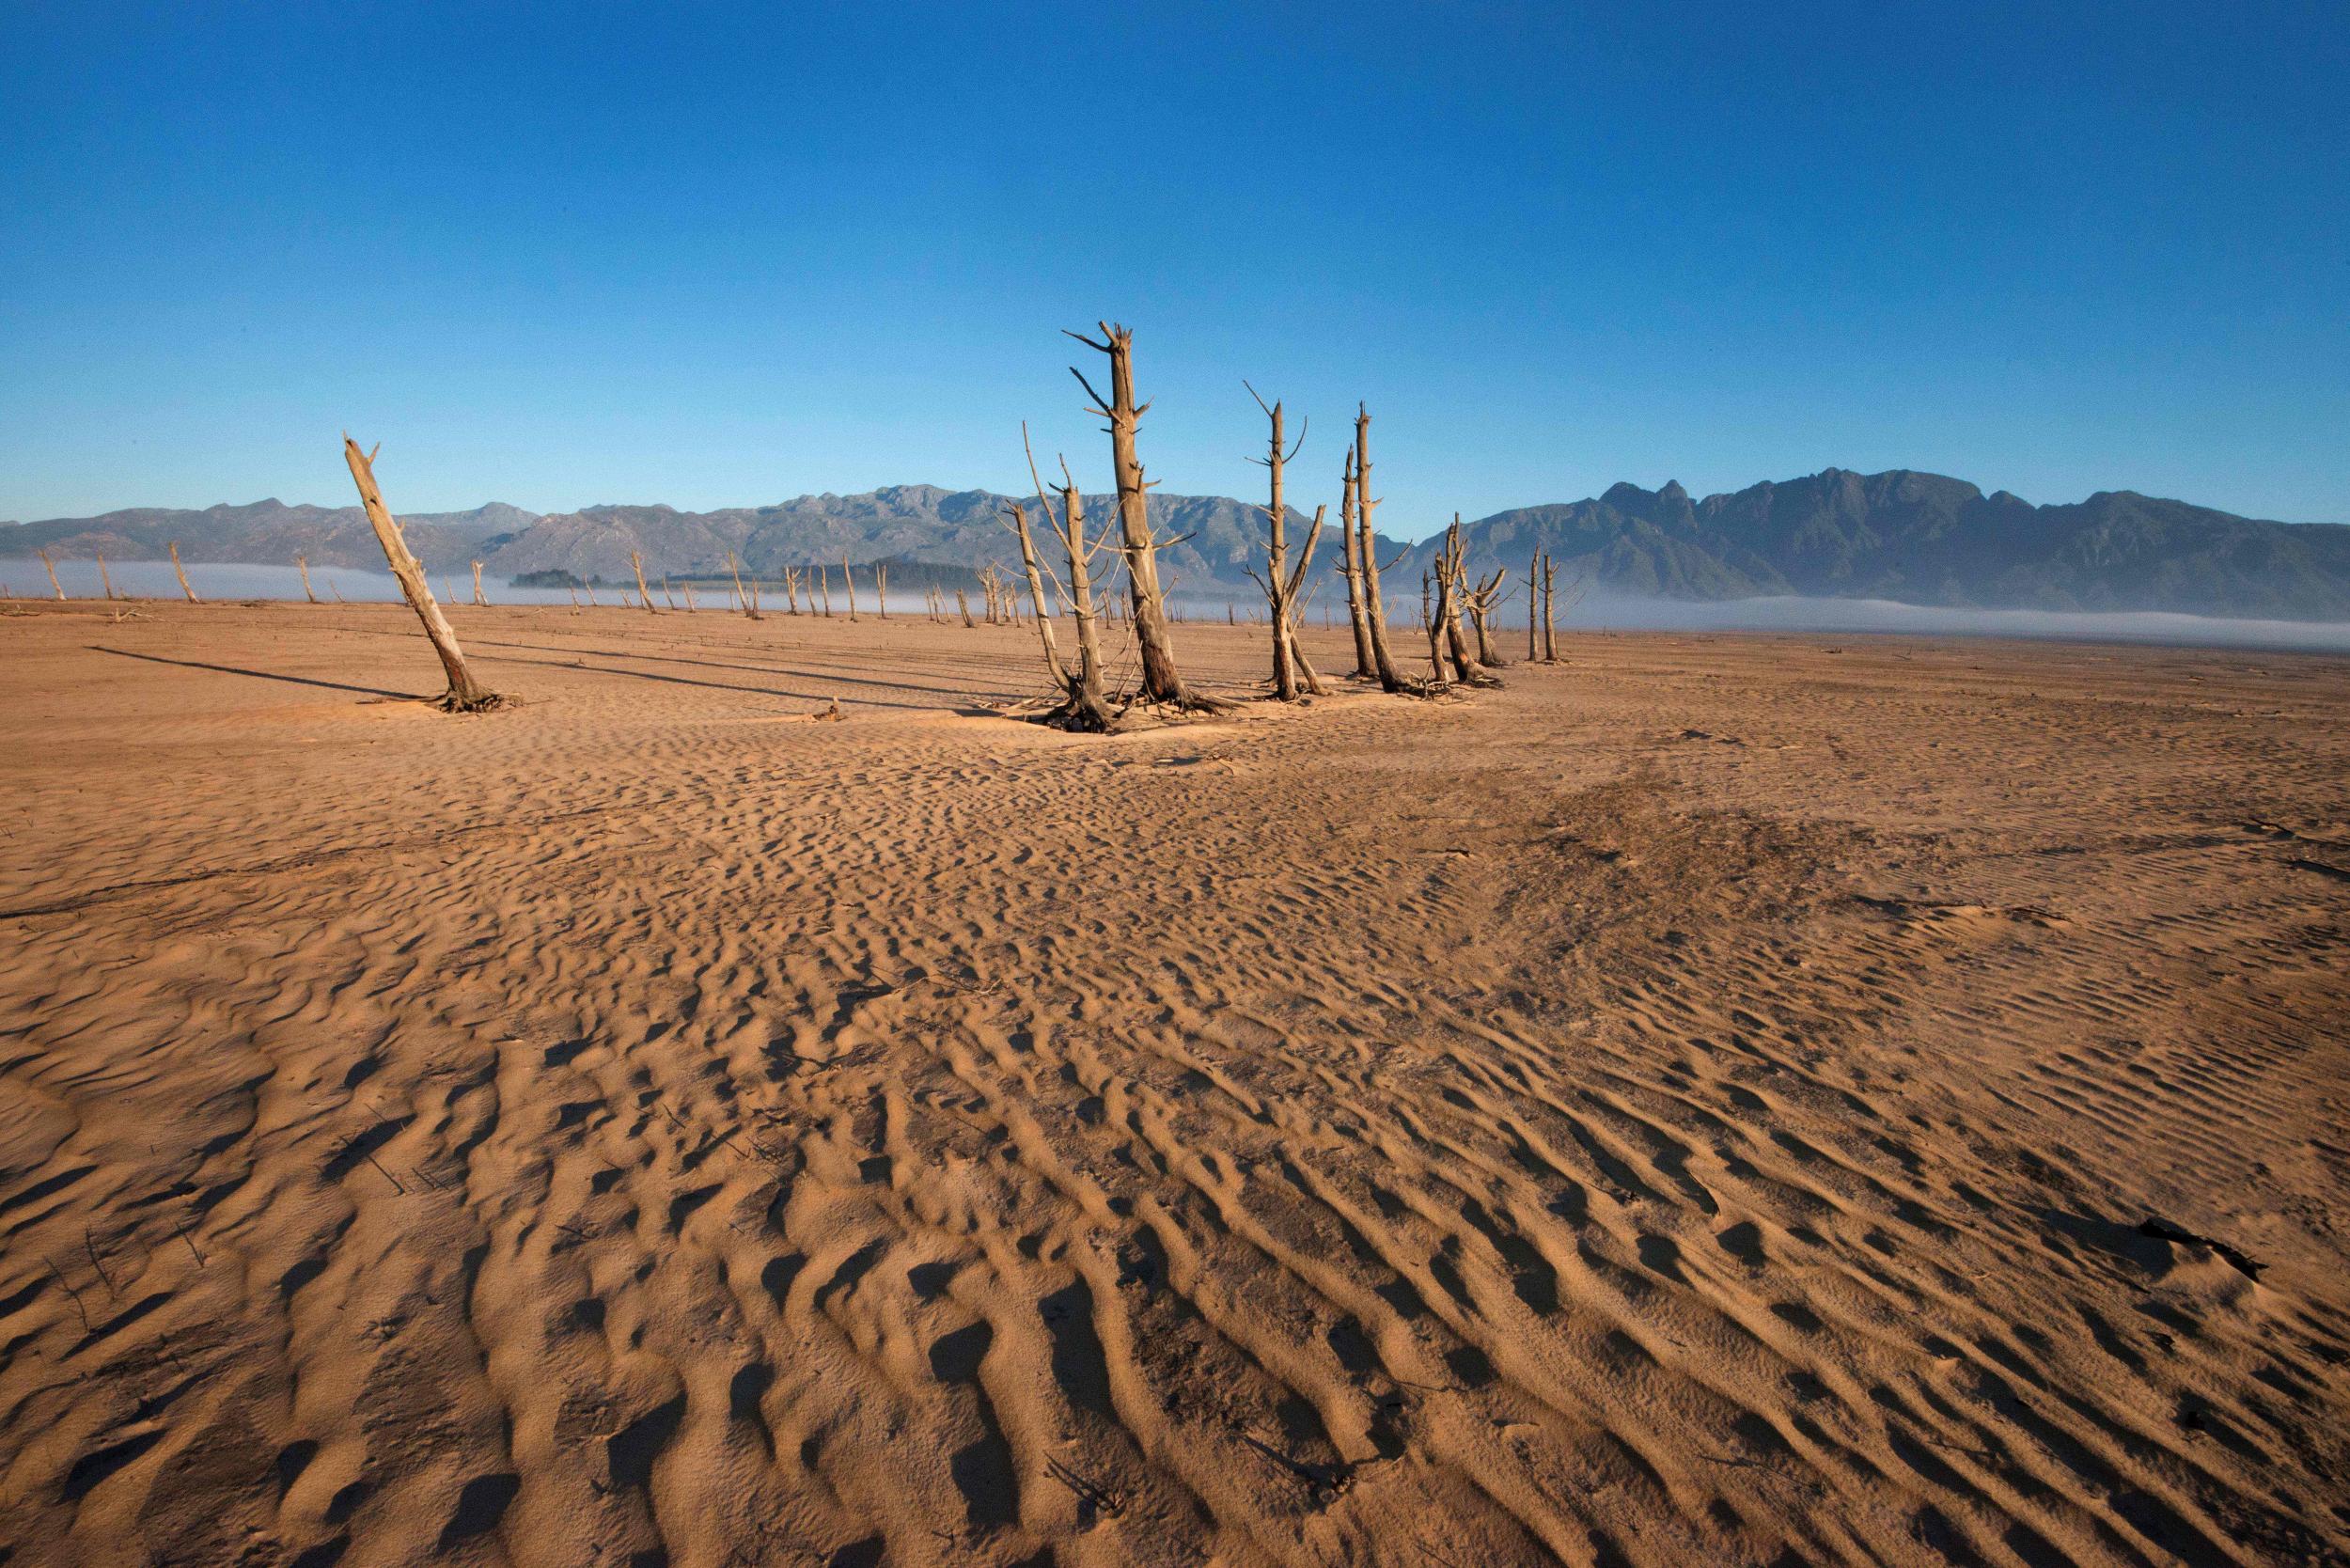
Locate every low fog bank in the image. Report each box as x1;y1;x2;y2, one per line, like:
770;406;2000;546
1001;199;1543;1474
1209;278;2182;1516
1568;591;2350;653
14;558;2350;654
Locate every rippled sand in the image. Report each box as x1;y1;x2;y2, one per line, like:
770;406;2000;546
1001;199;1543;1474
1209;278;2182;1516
2;600;2346;1567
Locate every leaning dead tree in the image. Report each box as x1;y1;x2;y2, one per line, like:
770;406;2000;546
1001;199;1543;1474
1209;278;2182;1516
169;541;199;603
342;435;500;712
96;552;118;601
474;560;490;606
39;549;64;600
725;552;761;619
1018;426;1119;729
841;557;859;619
295;553;319;604
1068;322;1215;709
1353;405;1408;692
631;551;658;612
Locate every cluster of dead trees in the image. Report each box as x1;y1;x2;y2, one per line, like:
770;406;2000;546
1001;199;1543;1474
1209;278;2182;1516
1000;321;1577;729
328;320;1579;719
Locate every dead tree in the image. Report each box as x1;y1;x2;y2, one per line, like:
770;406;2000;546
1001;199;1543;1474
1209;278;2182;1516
1068;322;1214;708
955;588;974;627
39;550;65;601
1242;382;1316;700
1528;551;1541;660
1021;430;1119;729
96;552;118;601
341;436;499;711
682;578;698;612
1435;517;1498;686
842;557;859;619
169;541;199;603
631;551;658;612
474;560;491;606
1542;554;1557;661
725;553;760;619
818;565;832;618
1003;501;1072;691
295;553;319;604
1421;569;1448;681
1338;450;1375;678
1354;406;1407;692
875;562;888;618
1466;562;1510;666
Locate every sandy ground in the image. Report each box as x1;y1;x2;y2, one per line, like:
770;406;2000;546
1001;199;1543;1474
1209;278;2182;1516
1;598;2347;1568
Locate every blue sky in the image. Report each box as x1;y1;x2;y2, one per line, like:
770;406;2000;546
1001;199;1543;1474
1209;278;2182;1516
3;2;2344;536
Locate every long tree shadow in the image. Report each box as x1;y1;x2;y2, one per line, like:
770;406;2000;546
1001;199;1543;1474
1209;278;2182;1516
471;653;962;713
462;635;1027;705
90;646;420;700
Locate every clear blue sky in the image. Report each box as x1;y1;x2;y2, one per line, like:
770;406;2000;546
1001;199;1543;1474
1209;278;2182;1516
3;2;2343;536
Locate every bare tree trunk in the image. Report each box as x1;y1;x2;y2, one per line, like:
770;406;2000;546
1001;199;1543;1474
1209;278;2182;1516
1468;564;1509;666
474;561;490;606
1354;406;1405;692
295;554;319;604
1245;384;1307;700
1542;553;1558;662
631;551;657;612
1338;450;1375;678
1528;551;1540;660
820;566;833;619
725;554;760;619
1281;506;1329;696
342;436;499;712
1004;501;1071;691
1069;322;1205;708
1422;569;1448;681
875;562;888;618
97;552;118;601
169;541;199;603
955;588;974;627
682;579;697;613
842;557;859;619
39;550;65;601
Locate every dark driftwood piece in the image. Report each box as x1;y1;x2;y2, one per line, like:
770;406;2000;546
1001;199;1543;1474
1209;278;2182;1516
341;435;499;712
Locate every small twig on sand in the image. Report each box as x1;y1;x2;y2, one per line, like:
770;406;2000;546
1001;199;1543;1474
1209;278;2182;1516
84;1228;118;1298
45;1256;91;1329
175;1216;207;1267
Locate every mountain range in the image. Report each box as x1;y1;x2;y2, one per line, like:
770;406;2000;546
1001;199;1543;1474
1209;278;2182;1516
8;470;2347;619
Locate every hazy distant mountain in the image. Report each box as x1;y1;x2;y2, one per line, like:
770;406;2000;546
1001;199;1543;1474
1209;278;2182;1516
1403;469;2350;620
8;469;2346;618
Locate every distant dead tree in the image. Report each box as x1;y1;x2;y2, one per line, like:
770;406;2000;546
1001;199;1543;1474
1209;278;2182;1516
842;557;860;619
682;578;698;612
955;587;974;627
584;579;601;607
474;560;490;606
295;553;319;604
341;435;498;712
725;552;760;619
168;541;199;603
96;552;118;602
874;561;888;617
631;551;658;611
39;549;65;601
1067;321;1216;709
661;576;677;610
1353;406;1408;692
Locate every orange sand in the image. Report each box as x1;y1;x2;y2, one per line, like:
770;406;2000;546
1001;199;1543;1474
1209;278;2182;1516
2;599;2346;1566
